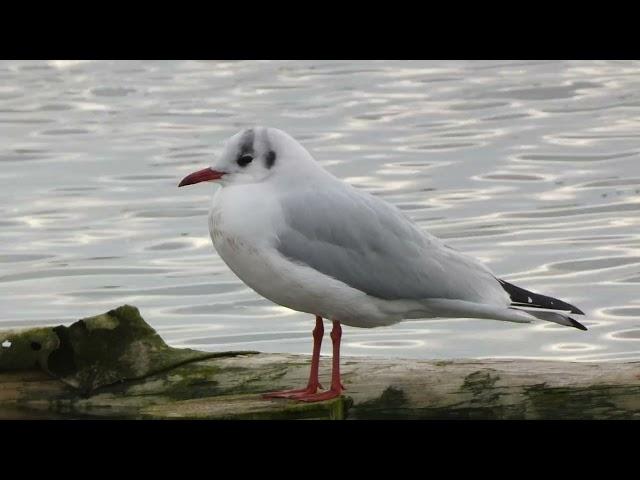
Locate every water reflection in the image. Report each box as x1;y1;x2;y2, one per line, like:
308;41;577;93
1;60;640;362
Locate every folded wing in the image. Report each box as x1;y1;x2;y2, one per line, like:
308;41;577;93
276;183;509;306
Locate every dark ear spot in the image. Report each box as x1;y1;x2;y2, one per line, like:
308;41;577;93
266;150;276;169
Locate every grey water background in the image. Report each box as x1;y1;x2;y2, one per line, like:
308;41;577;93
2;60;640;362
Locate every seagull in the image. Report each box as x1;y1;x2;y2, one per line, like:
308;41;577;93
178;127;586;403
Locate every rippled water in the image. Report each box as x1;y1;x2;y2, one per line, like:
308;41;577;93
2;60;640;362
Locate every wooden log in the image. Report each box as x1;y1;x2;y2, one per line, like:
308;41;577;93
2;305;640;419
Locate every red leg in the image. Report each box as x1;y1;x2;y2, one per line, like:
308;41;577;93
296;320;345;403
263;316;324;399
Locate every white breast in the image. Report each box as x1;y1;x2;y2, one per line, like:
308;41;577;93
207;184;399;327
209;183;288;296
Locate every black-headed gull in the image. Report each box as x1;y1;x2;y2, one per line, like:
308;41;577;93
178;127;586;402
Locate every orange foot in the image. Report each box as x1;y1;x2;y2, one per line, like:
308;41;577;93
295;387;344;403
262;383;323;400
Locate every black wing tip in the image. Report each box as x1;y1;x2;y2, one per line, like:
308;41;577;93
569;317;588;331
499;278;585;316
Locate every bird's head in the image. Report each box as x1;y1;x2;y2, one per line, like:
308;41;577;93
178;126;317;188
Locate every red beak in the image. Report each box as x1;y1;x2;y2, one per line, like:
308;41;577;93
178;168;225;187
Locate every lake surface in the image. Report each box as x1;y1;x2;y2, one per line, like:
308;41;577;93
2;60;640;362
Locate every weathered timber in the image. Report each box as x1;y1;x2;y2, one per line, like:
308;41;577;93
2;305;640;420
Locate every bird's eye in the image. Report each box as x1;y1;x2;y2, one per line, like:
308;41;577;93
237;155;253;167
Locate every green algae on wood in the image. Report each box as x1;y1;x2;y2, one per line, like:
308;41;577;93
0;306;346;419
0;305;257;394
45;305;229;393
0;353;348;420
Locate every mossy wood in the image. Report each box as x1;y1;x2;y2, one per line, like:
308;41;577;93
2;305;640;420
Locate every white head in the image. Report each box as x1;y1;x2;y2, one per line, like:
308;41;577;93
178;127;320;188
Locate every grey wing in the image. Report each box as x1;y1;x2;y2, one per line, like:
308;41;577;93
276;184;508;305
